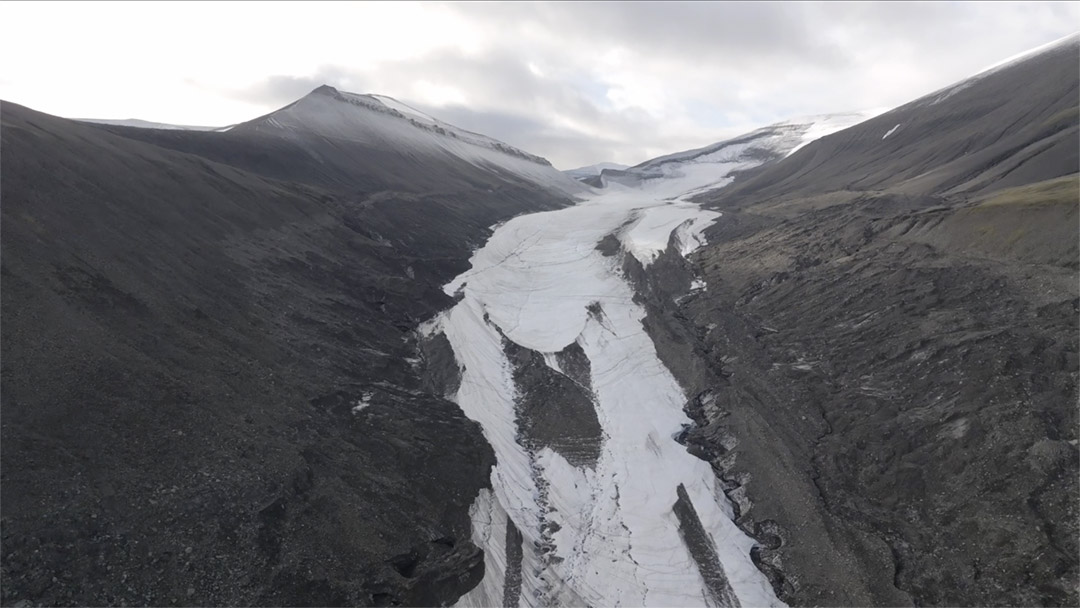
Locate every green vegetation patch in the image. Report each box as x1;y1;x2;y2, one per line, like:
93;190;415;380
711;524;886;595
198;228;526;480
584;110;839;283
977;174;1079;208
1041;105;1080;131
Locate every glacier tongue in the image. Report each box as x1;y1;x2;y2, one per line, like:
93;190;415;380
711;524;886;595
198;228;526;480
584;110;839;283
433;142;788;607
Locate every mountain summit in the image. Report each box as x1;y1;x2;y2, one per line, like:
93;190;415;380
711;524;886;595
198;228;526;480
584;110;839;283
234;85;576;186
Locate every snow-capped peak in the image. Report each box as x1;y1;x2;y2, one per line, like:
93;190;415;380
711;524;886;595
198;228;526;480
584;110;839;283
779;110;888;156
581;110;881;195
248;85;554;167
630;110;880;175
236;85;583;194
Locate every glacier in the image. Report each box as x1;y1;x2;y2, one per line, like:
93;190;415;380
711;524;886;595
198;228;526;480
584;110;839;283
423;115;877;607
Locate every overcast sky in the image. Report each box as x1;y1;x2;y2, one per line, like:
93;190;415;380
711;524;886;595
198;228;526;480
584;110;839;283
2;2;1077;169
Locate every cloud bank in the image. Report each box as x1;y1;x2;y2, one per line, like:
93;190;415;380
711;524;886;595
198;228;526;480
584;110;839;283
2;1;1076;168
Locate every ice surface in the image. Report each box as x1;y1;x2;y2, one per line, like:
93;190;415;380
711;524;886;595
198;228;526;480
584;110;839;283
457;489;509;607
882;124;901;140
439;139;791;606
440;106;896;607
564;162;630;178
618;201;721;267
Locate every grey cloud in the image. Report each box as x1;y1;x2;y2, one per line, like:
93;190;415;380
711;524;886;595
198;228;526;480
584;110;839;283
409;104;623;168
383;49;718;167
225;66;365;107
233;45;706;168
390;49;607;123
450;2;852;69
208;3;1080;168
451;2;1075;81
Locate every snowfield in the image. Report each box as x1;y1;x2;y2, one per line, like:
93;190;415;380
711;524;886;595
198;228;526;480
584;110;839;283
424;114;866;607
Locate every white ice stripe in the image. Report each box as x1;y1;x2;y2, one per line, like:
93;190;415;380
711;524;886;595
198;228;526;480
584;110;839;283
456;489;508;608
540;352;563;374
882;124;901;140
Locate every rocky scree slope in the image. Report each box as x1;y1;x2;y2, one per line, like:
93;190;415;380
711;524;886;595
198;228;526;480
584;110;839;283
632;34;1079;607
0;88;577;607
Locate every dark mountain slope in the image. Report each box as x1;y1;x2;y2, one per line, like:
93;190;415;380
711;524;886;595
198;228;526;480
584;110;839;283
0;99;573;606
99;85;579;198
715;35;1079;208
634;37;1080;606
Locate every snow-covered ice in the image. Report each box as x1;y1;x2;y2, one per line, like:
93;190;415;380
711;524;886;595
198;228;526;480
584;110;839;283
421;120;840;606
457;489;511;608
431;111;874;605
882;124;901;140
438;187;779;604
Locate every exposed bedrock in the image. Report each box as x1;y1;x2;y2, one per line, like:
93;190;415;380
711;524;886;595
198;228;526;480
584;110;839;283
625;239;911;606
629;199;1078;606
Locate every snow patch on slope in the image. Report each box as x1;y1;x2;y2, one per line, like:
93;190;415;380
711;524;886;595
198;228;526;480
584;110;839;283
783;110;887;156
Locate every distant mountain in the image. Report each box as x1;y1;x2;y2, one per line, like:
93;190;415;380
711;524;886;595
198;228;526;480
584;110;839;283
579;111;879;192
85;86;583;201
231;86;582;194
634;111;880;174
563;161;629;180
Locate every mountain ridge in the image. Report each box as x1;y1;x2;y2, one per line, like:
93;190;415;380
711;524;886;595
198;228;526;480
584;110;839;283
237;85;560;170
